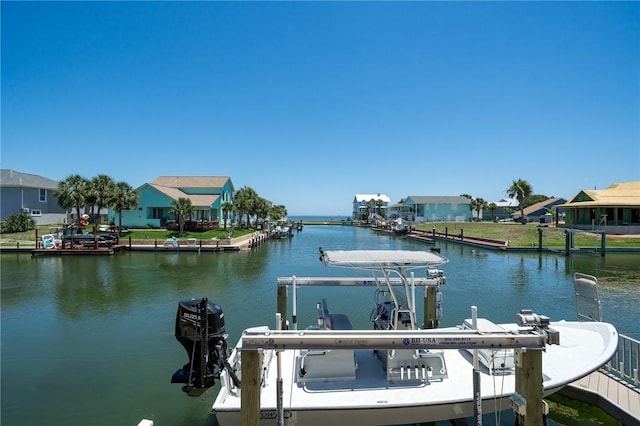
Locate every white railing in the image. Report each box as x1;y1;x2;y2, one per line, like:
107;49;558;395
604;333;639;389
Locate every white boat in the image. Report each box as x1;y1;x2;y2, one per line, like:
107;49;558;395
171;249;618;425
391;218;410;235
271;224;293;239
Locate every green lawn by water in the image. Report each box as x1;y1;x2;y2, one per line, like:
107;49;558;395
1;221;638;248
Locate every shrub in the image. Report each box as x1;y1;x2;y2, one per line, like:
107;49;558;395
0;213;36;233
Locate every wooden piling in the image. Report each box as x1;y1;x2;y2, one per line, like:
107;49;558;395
514;349;543;425
423;286;439;329
277;286;288;330
240;349;261;426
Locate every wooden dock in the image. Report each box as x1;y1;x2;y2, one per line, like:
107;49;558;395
31;247;116;256
561;370;640;425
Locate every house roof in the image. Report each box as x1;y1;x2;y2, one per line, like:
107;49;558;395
148;184;219;208
405;196;471;205
560;181;640;208
354;194;391;203
151;176;231;188
0;169;59;189
494;198;519;207
146;176;231;208
0;169;58;189
511;197;566;218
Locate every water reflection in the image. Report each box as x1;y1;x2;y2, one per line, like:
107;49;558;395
1;226;638;426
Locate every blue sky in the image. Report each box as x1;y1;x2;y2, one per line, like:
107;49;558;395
2;2;638;216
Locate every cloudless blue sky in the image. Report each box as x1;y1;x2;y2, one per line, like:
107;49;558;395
2;1;638;215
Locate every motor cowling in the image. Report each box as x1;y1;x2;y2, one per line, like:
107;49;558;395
171;297;231;396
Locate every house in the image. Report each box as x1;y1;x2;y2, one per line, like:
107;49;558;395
352;193;390;220
485;198;519;221
559;181;640;235
390;196;471;223
510;197;567;223
0;169;66;225
111;176;235;228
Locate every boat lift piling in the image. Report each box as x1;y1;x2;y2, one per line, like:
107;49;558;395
238;327;551;426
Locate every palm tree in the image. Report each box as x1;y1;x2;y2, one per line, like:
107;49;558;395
234;186;258;228
487;202;498;221
507;179;533;224
475;197;488;221
221;201;234;230
375;198;386;219
169;197;194;235
110;182;138;236
468;198;479;220
91;175;116;224
365;200;374;222
254;197;271;225
55;174;88;224
269;204;287;221
460;194;474;220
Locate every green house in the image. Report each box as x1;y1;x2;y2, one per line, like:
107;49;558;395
111;176;235;228
560;181;640;235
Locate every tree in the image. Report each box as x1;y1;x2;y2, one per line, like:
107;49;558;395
221;201;234;230
507;179;533;224
55;174;88;224
234;186;257;228
375;198;386;219
462;194;476;220
487;203;498;220
90;175;116;223
110;182;138;236
475;197;488;221
254;197;271;225
365;200;373;222
169;197;194;235
269;204;287;221
468;198;478;220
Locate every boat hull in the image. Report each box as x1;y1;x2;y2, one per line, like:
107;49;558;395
212;321;618;425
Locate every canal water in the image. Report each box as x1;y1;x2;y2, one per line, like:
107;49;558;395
1;225;638;426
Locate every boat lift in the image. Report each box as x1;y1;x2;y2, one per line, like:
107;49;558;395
239;309;560;426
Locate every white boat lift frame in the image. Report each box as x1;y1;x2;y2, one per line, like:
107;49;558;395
239;327;554;426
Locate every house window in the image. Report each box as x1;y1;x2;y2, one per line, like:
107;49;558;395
31;210;42;216
39;189;47;202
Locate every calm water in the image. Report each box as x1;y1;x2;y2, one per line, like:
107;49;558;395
1;225;638;426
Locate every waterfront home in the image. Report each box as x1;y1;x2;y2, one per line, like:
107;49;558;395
352;193;390;220
390;196;471;224
111;176;235;229
0;169;66;225
488;197;519;221
560;181;640;235
510;197;567;224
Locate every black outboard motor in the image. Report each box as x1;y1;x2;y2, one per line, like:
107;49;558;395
171;297;239;396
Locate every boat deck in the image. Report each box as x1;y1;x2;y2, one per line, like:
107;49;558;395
562;370;640;425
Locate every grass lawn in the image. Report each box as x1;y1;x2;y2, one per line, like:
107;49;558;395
413;222;640;248
1;222;638;248
0;225;254;246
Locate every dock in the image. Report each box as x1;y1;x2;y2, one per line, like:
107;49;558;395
31;247;117;256
562;370;640;425
408;229;508;250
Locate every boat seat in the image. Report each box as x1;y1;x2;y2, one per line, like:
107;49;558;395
317;299;353;330
298;348;357;383
329;313;353;330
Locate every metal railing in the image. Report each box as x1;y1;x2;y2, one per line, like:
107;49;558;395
603;333;639;390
